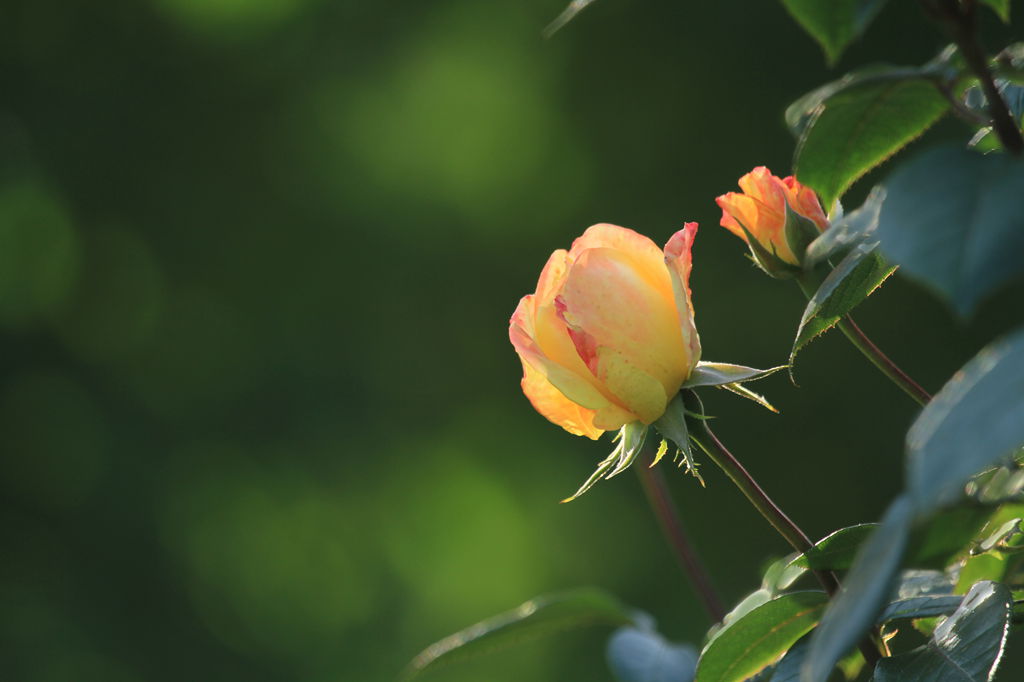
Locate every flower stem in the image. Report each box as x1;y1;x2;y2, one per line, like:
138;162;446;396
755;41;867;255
797;277;932;407
690;415;884;665
834;316;932;407
635;455;727;623
924;0;1024;154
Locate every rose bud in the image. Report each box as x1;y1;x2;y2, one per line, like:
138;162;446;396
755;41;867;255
716;167;829;277
509;223;701;439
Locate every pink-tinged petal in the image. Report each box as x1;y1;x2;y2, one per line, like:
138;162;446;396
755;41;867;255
737;167;788;218
664;223;701;373
781;176;829;230
558;247;690;406
510;295;638;428
535;249;570;306
520;359;603;439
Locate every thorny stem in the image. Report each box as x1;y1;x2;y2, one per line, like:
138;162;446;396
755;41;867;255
835;316;933;407
797;277;932;407
691;416;884;666
635;454;727;623
926;0;1024;154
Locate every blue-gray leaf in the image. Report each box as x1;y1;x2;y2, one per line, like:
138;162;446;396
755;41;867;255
873;581;1012;681
907;327;1024;515
801;496;913;682
877;145;1024;317
607;625;698;682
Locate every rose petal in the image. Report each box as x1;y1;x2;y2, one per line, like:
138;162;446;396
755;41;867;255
558;247;689;406
511;295;637;432
519;358;603;439
664;223;701;373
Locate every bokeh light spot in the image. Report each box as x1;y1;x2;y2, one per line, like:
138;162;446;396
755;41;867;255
161;444;378;657
0;183;78;329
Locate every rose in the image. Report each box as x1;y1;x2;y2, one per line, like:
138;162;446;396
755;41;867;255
716;167;829;273
509;223;701;439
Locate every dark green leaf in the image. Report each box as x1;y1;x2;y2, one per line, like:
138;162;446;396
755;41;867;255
790;243;896;363
906;327;1024;514
802;496;913;682
778;0;890;64
877;595;963;623
805;186;885;267
402;588;634;679
876;146;1024;316
794;78;948;210
790;524;877;572
607;623;698;682
981;0;1011;22
873;581;1012;681
695;591;829;682
682;362;786;389
786;67;937;137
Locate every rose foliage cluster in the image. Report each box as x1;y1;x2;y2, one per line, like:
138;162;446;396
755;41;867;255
408;2;1024;681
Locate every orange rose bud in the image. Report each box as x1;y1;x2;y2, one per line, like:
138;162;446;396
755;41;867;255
509;223;701;439
716;167;829;275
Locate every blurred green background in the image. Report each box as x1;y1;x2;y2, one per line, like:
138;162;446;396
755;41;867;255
2;1;1022;680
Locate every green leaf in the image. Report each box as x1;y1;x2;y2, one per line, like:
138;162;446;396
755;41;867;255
778;0;890;64
790;523;878;572
873;581;1013;682
607;621;698;682
955;554;1010;594
906;504;995;568
790;242;896;363
906;327;1024;514
980;0;1011;22
876;146;1024;317
786;67;937;137
695;591;829;682
682;362;786;389
402;588;634;679
805;186;885;267
877;595;963;623
802;496;913;682
794;77;948;210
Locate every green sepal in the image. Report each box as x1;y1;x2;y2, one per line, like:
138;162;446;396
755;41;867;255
720;382;778;413
653;394;705;485
561;422;648;502
735;220;802;280
682;362;786;389
783;202;822;266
